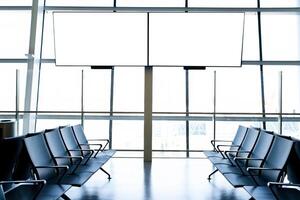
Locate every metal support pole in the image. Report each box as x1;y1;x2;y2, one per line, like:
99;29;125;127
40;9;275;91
34;0;46;132
185;70;190;157
109;67;114;149
81;70;84;126
16;69;19;135
257;0;267;129
213;71;216;148
144;12;152;162
279;71;283;134
144;66;153;162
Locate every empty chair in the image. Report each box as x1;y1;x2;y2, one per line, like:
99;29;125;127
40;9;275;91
214;130;274;175
204;125;248;158
223;135;294;187
24;133;93;187
60;126;111;179
44;128;99;173
207;128;260;180
0;180;46;200
71;124;116;160
244;138;300;200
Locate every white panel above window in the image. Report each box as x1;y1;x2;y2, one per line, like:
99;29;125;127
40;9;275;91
53;12;148;66
149;13;245;67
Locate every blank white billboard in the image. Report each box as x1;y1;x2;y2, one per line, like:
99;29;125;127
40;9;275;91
149;13;245;67
53;12;148;66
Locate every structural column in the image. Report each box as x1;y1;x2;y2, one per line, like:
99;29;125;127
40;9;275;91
144;66;153;162
23;0;45;134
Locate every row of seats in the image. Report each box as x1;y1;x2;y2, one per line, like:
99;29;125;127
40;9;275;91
204;125;300;200
0;124;116;200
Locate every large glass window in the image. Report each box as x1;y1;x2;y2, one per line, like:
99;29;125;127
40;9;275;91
261;13;300;60
0;11;31;58
0;64;27;111
38;64;82;112
216;67;262;113
84;69;111;112
113;67;144;112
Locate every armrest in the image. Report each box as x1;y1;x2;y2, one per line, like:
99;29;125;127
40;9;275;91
268;182;300;198
234;157;263;161
88;139;109;142
35;165;69;170
217;144;239;148
35;165;69;183
55;156;83;160
247;167;282;172
268;182;300;187
225;150;250;153
211;140;232;151
0;180;46;185
88;139;109;151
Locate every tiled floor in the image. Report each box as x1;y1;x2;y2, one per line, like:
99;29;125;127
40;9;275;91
65;158;251;200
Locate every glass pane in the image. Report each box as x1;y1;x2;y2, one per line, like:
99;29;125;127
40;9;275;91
114;67;144;112
264;66;281;113
153;121;186;150
38;64;82;111
0;0;32;6
84;69;111;112
149;13;245;66
189;70;214;112
0;64;27;111
189;121;213;150
0;11;31;58
242;14;260;60
215;121;262;141
35;119;81;132
282;67;300;113
189;0;256;8
282;119;300;139
265;66;300;113
112;120;143;149
117;0;184;7
46;0;113;6
261;13;300;60
53;12;147;66
83;119;109;139
216;67;262;113
260;0;300;7
42;12;55;58
153;68;185;112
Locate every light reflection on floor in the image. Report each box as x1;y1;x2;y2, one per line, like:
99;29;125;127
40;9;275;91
65;158;251;200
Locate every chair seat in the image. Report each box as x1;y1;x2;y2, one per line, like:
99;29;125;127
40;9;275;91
208;156;234;165
49;172;93;187
203;151;223;158
243;186;276;200
223;173;268;187
214;163;245;175
5;183;71;200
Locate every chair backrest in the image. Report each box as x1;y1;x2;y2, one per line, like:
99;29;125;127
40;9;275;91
71;124;90;152
286;139;300;184
13;132;44;180
231;125;248;146
236;128;260;157
24;133;57;180
0;185;5;200
0;136;24;181
247;131;274;167
262;135;294;182
60;126;85;157
44;128;72;166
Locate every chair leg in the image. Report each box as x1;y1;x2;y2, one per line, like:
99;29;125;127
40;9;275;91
208;169;218;180
101;167;112;180
61;194;71;200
